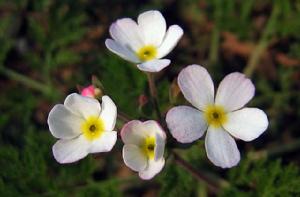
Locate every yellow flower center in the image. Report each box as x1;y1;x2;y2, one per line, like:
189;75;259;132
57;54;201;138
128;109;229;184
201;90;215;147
136;45;157;61
204;105;227;128
142;136;156;160
81;116;105;141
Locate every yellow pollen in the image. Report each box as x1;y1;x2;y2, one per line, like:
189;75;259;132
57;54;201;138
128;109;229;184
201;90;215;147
142;136;156;160
204;105;227;128
136;45;157;61
81;116;105;141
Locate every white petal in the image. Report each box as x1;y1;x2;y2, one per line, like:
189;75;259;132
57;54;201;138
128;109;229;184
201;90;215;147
154;132;165;161
142;120;166;141
48;104;83;139
166;106;207;143
205;126;240;168
215;72;255;112
139;158;165;180
223;108;268;142
137;10;166;46
109;18;144;51
123;144;147;172
105;39;140;63
137;59;170;72
100;96;117;131
157;25;183;58
52;135;90;164
178;65;214;110
64;93;101;119
89;131;117;153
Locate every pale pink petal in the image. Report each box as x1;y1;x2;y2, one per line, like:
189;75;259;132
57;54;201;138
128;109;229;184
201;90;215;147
52;135;90;164
64;93;101;119
100;96;117;131
215;72;255;112
139;158;165;180
166;106;207;143
123;144;147;172
223;108;268;141
138;10;166;46
137;59;170;72
157;25;183;58
89;131;117;153
205;126;240;168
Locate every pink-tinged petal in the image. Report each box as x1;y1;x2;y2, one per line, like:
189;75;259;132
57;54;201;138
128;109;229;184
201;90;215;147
223;108;268;142
157;25;183;58
109;18;144;51
137;59;170;72
138;10;166;46
121;120;149;145
166;106;207;143
105;39;140;63
64;93;101;119
123;144;147;172
178;65;214;110
48;104;83;139
205;126;240;168
215;72;255;112
100;96;117;131
139;158;165;180
52;135;90;164
89;131;117;153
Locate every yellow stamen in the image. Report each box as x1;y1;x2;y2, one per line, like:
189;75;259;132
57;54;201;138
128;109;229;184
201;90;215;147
81;116;105;141
136;45;157;61
204;105;227;128
142;136;156;160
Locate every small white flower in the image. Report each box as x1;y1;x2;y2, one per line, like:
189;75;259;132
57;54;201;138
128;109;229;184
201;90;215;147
105;10;183;72
121;120;166;180
47;93;117;164
166;65;269;168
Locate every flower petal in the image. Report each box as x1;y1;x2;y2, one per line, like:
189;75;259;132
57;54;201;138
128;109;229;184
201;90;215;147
52;135;90;164
157;25;183;58
109;18;144;51
100;96;117;131
215;72;255;112
154;132;165;161
223;108;268;142
139;158;165;180
137;10;166;46
64;93;101;119
142;120;166;141
178;65;214;110
205;126;240;168
48;104;83;139
123;144;147;172
137;59;170;72
166;106;207;143
105;39;140;63
121;120;148;145
89;131;117;153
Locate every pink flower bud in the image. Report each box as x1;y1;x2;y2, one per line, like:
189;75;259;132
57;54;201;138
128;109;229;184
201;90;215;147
81;85;96;98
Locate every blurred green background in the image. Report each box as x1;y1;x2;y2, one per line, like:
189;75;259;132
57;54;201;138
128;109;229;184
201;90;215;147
1;0;300;196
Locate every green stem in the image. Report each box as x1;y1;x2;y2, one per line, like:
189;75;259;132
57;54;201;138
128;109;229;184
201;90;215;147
248;139;300;160
0;66;52;96
146;72;163;123
243;4;280;77
173;152;229;194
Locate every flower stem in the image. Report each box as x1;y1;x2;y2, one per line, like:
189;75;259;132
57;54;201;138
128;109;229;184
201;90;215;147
173;152;229;194
146;72;163;123
243;4;279;77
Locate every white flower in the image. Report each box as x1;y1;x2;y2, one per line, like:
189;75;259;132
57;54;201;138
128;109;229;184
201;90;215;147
47;93;117;164
105;10;183;72
121;120;166;180
166;65;269;168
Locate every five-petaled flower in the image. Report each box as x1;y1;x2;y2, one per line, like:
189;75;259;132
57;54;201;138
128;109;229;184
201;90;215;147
105;10;183;72
166;65;269;168
121;120;166;180
47;93;117;163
